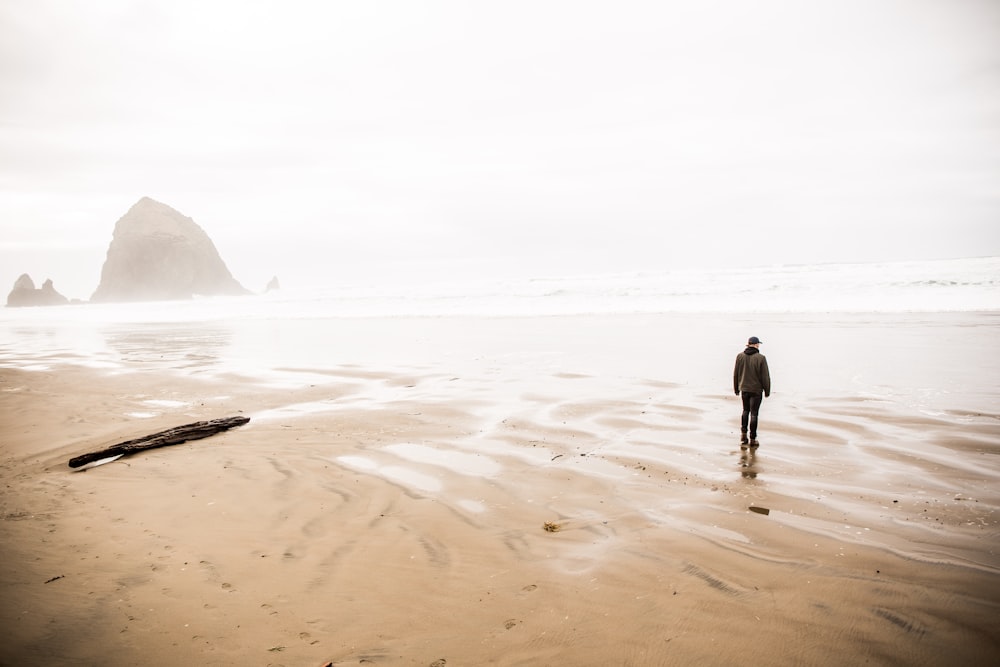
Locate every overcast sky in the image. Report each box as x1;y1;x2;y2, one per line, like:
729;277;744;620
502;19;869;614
1;0;998;297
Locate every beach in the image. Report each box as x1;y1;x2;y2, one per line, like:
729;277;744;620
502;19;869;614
1;311;999;666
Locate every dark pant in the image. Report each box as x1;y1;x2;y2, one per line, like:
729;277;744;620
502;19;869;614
741;392;763;439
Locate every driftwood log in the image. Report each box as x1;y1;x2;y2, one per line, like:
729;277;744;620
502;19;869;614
68;416;250;468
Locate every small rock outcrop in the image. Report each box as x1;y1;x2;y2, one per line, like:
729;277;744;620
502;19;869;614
6;274;70;308
91;197;249;302
265;276;281;292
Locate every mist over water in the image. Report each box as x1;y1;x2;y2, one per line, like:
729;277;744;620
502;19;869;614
2;257;997;324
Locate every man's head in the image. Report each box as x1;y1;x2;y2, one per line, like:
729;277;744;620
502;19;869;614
747;336;762;347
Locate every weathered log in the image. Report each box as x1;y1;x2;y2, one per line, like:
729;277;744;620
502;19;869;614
68;415;250;468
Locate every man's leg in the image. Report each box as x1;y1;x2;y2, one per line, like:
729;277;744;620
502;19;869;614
747;393;763;444
740;392;752;443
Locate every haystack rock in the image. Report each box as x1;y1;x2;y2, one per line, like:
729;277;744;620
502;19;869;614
91;197;249;302
6;274;70;307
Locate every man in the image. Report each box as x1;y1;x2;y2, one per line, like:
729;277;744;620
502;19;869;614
733;336;770;448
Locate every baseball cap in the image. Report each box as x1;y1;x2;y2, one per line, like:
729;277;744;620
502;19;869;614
747;336;762;345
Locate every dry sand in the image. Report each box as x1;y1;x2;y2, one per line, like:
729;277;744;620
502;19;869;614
1;313;999;666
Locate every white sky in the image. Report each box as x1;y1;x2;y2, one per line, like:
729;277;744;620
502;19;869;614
1;0;998;297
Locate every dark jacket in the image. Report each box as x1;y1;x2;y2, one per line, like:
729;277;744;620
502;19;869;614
734;347;770;396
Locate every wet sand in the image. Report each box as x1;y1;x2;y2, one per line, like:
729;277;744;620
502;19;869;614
1;313;999;665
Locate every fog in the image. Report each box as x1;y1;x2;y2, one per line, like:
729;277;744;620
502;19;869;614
1;0;998;299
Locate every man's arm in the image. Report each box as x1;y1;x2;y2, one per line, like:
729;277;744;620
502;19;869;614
761;357;771;397
733;355;742;395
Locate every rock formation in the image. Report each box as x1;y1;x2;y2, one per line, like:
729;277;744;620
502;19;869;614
6;274;70;308
265;276;281;292
91;197;248;302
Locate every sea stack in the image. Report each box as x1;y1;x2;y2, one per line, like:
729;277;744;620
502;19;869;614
90;197;248;302
6;274;70;307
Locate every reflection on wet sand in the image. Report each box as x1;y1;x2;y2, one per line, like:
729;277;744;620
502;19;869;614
102;323;232;371
739;447;758;479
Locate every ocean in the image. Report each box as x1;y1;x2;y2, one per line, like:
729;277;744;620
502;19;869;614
3;256;997;325
2;256;998;417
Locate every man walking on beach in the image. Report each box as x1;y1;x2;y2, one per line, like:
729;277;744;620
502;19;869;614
734;336;770;448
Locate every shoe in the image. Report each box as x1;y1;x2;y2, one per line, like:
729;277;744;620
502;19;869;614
749;439;759;448
740;433;749;445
